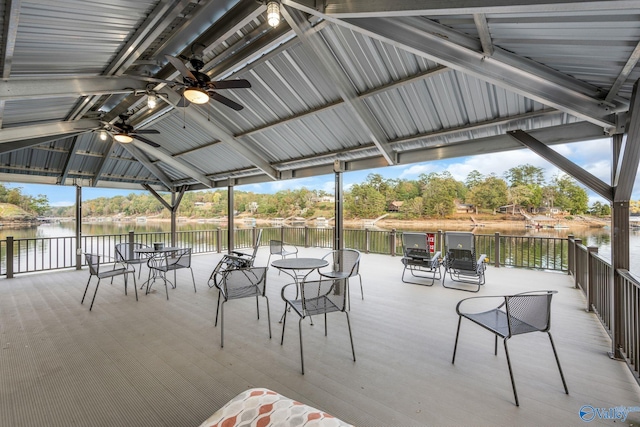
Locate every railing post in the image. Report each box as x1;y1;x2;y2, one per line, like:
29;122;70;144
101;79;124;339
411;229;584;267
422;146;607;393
127;230;135;261
574;238;582;288
365;228;370;254
494;232;500;268
586;245;598;312
568;235;575;275
304;226;309;248
216;228;222;253
252;226;257;247
280;226;285;245
437;230;443;253
390;229;396;256
6;236;14;279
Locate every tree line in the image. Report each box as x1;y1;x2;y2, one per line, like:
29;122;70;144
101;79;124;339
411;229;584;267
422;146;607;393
346;164;600;218
0;184;49;215
45;164;622;220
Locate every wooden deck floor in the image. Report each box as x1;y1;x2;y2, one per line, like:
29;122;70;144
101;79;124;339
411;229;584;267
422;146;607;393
0;247;638;426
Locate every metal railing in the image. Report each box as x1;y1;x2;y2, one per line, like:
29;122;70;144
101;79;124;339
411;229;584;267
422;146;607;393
567;236;639;385
1;227;574;276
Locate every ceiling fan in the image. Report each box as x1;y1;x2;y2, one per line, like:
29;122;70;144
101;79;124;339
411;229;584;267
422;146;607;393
92;113;161;147
164;45;251;111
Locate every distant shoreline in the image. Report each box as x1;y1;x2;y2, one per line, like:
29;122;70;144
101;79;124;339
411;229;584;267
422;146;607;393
83;215;607;230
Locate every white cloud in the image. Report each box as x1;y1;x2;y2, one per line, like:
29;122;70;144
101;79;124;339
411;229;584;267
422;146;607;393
398;163;442;178
50;201;75;207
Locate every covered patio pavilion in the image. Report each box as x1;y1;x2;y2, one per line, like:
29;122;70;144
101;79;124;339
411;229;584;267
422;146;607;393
0;1;640;424
0;247;638;426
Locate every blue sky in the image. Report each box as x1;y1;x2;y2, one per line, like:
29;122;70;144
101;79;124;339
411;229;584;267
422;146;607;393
9;138;636;207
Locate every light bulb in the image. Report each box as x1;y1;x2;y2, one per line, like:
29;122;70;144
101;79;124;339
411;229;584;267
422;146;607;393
183;87;210;104
114;133;134;143
99;130;108;141
147;93;157;109
267;1;280;28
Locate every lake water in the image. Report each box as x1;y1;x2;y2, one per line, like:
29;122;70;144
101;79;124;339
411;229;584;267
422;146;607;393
2;221;638;275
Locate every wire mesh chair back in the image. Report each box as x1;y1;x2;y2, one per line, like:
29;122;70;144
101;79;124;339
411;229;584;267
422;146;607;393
172;248;192;269
506;291;553;336
85;253;100;275
299;278;348;316
270;240;285;256
115;242;148;263
323;249;360;277
220;267;268;301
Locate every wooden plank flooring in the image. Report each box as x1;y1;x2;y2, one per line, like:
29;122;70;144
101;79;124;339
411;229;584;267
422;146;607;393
0;247;639;426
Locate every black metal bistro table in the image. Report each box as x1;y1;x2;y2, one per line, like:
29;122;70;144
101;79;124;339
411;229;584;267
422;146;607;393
271;257;329;323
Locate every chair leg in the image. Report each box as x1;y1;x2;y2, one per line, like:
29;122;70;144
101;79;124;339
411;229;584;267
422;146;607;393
280;306;288;345
132;272;138;301
255;296;260;320
298;317;305;375
345;311;356;362
324;312;328;336
89;278;101;311
503;338;519;406
548;332;569;394
220;301;225;348
452;316;462;364
265;296;272;339
81;276;92;305
359;274;363;300
190;268;196;293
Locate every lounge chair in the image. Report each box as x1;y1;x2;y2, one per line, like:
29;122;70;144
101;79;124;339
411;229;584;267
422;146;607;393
443;231;487;292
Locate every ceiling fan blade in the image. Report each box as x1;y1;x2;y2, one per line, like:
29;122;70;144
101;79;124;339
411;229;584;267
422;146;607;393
165;54;196;81
134;129;160;134
134;135;161;148
207;79;251;89
210;92;243;111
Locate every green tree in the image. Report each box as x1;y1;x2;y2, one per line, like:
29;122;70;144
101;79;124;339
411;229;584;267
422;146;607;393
551;174;589;214
466;174;508;212
419;172;461;217
504;164;545;187
345;183;386;218
399;197;424;219
465;170;484;190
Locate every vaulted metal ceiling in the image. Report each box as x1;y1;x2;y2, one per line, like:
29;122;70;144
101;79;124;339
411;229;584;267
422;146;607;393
0;0;638;194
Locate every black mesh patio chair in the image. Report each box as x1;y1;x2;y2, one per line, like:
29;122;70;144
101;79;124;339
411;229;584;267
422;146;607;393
213;267;271;348
208;229;263;290
82;253;137;311
443;231;487;292
114;242;150;279
280;277;355;374
267;239;298;267
319;249;363;304
147;248;196;299
452;290;568;406
401;232;442;286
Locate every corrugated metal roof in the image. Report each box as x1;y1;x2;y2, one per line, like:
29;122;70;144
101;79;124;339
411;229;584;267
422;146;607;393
0;0;637;192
